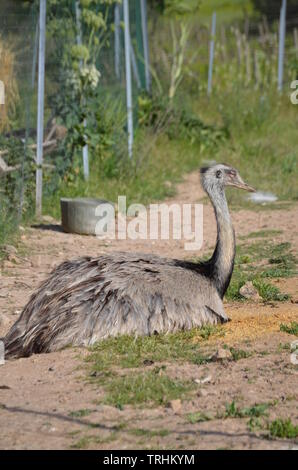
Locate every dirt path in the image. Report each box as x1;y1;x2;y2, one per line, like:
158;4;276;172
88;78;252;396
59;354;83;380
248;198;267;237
0;171;297;450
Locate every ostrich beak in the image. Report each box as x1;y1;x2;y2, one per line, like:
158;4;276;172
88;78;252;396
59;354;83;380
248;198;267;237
229;174;256;192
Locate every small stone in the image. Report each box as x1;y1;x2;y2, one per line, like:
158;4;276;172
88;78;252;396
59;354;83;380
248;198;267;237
48;367;54;372
2;245;17;255
239;281;261;301
168;399;182;413
194;375;212;384
42;215;57;224
0;385;11;390
7;254;19;264
197;389;208;397
2;261;15;269
211;348;232;362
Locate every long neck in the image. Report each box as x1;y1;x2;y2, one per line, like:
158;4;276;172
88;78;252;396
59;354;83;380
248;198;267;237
207;187;235;298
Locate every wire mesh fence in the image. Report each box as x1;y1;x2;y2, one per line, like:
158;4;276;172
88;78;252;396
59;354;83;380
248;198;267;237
0;1;38;243
0;0;297;246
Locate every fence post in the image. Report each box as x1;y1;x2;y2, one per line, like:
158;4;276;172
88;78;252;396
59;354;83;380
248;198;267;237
207;12;216;96
294;28;298;58
123;0;133;159
36;0;46;218
140;0;151;93
278;0;287;92
75;1;89;180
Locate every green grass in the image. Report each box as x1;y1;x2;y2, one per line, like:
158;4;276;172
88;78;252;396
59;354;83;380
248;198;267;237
243;230;283;239
268;419;298;439
198;91;298;204
68;409;94;418
228;347;252;361
43;136;203;220
128;428;170;438
186;401;270;424
226;241;296;301
86;328;218;376
70;432;117;449
186;411;212;424
224;401;270;419
101;369;194;408
199;0;253;24
253;280;289;302
280;322;298;336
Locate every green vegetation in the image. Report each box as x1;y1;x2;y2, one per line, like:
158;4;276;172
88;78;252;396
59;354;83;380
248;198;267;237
224;401;270;419
186;411;212;424
243;230;283;239
1;0;297;256
68;409;94;418
70;432;117;449
280;322;298;336
86;328;216;375
101;368;194;408
268;419;298;439
228;347;252;361
226;241;296;301
86;327;227;408
128;428;170;438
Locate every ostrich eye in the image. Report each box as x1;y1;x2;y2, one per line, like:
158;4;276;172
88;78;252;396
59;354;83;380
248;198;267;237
216;170;222;178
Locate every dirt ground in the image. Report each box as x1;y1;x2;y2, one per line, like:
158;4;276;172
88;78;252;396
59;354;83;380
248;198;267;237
0;171;297;450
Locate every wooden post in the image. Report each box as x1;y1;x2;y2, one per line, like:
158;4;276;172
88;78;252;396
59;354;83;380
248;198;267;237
207;12;216;96
36;0;46;218
278;0;287;92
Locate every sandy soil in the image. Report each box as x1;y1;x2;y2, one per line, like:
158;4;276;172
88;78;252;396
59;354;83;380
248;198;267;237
0;171;297;450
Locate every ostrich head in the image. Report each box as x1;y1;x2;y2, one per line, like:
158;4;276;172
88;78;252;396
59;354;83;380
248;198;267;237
200;163;255;195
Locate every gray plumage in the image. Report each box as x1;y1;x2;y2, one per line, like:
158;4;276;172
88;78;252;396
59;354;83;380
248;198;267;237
3;164;254;358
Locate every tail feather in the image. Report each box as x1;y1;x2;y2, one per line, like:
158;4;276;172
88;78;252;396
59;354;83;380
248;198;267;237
3;328;30;359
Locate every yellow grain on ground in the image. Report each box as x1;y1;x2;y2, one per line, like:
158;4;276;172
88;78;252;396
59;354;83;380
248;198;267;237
195;303;298;345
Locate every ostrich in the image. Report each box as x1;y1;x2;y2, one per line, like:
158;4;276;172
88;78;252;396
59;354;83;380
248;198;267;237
3;164;254;358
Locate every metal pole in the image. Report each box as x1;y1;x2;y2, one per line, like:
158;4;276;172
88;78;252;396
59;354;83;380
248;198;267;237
207;12;216;96
36;0;46;218
278;0;287;92
294;28;298;58
140;0;151;93
114;3;121;79
75;0;89;180
123;0;133;159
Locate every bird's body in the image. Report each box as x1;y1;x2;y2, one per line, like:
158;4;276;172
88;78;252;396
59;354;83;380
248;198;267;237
3;164;254;358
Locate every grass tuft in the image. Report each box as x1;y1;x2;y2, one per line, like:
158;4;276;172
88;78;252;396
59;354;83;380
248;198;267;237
86;329;215;376
280;322;298;336
101;369;194;408
224;401;270;419
268;419;298;439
